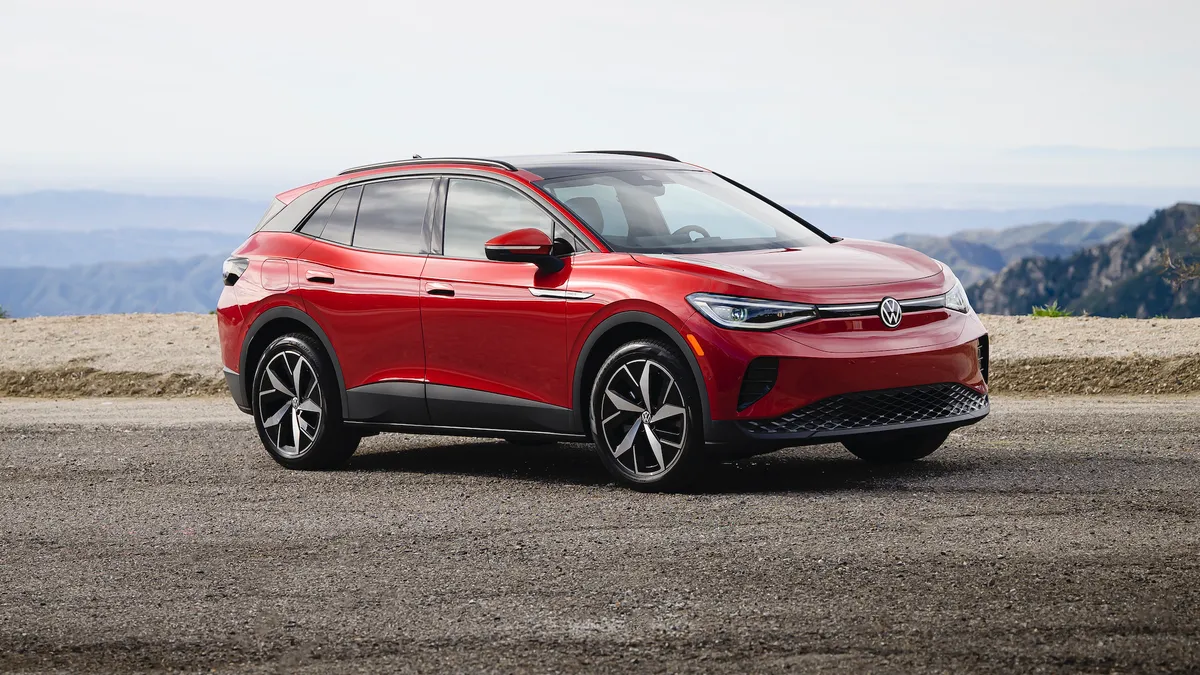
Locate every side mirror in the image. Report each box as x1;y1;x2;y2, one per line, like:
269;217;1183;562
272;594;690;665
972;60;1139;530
484;228;564;273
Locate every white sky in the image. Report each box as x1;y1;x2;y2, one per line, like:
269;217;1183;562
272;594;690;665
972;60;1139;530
1;0;1198;206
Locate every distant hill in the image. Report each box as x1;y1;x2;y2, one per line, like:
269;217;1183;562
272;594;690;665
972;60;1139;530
789;204;1153;241
889;220;1129;286
0;229;246;267
0;191;265;233
969;203;1200;317
0;254;225;317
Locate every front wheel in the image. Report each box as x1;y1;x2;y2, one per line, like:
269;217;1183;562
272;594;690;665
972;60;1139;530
842;429;950;463
589;339;706;491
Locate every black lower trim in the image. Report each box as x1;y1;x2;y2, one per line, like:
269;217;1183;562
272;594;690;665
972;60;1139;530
344;420;586;442
346;381;429;424
344;381;576;435
427;384;574;434
224;368;251;414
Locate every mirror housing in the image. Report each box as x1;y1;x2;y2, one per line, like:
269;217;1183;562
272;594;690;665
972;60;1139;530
484;228;564;273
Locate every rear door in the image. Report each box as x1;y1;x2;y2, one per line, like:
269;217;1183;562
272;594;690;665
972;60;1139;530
295;177;436;423
419;176;580;433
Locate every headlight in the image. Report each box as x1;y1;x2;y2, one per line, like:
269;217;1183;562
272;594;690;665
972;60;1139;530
933;262;971;313
944;279;970;313
687;293;817;330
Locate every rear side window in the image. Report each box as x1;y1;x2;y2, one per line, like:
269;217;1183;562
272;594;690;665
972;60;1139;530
253;199;287;232
442;179;553;259
353;179;433;254
298;192;341;238
321;186;361;245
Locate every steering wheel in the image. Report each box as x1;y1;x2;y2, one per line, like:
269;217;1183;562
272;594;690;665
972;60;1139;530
673;225;712;241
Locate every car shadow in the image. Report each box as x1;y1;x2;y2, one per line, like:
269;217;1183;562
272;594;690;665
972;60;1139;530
344;437;967;495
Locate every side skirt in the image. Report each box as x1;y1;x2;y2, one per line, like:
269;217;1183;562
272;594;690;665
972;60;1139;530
343;420;587;442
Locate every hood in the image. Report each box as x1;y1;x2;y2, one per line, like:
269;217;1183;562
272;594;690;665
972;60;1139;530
634;239;943;296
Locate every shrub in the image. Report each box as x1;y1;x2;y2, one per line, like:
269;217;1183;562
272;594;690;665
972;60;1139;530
1031;300;1072;317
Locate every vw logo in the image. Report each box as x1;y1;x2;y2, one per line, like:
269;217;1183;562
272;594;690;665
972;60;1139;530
641;410;652;423
880;296;903;328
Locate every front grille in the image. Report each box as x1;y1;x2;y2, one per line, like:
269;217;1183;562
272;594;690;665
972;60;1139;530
740;383;988;436
737;357;779;410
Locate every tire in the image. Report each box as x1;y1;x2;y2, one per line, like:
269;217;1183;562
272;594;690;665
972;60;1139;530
251;332;359;470
589;338;705;491
842;428;950;463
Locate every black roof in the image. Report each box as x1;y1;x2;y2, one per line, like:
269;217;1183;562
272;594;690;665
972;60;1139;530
500;152;701;180
337;151;703;181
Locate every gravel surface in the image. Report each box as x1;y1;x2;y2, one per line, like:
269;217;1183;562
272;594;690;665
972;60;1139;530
983;314;1200;360
1;396;1197;673
0;313;220;377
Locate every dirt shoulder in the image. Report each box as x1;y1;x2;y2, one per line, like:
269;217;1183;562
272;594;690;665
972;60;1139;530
1;313;1197;397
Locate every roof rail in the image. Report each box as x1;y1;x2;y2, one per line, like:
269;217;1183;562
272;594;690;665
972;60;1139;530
573;150;681;162
338;157;518;176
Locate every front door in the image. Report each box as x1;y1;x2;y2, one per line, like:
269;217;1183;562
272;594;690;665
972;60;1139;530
420;176;574;433
295;178;435;423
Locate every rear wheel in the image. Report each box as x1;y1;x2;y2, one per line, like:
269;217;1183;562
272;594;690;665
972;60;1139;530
842;429;949;463
589;339;705;491
252;333;359;470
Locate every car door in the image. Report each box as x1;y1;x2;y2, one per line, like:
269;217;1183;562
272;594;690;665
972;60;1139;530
295;177;435;423
420;176;581;433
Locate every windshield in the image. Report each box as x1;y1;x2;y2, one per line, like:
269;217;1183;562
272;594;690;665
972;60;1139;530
538;170;827;254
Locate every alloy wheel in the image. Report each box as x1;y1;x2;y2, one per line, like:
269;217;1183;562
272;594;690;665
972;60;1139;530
598;358;688;478
257;350;323;459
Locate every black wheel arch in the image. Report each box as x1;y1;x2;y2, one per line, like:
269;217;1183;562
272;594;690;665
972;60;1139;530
570;311;711;435
239;306;348;412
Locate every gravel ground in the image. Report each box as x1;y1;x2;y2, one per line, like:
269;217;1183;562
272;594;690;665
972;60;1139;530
982;314;1200;359
0;314;220;377
1;396;1197;673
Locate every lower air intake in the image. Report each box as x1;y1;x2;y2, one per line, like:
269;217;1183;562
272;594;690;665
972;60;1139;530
740;383;987;435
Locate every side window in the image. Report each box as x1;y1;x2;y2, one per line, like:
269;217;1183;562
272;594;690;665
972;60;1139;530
298;191;341;238
353;179;433;254
442;179;553;260
321;185;362;245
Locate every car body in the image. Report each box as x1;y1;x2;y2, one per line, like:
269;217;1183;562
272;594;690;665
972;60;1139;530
217;151;989;489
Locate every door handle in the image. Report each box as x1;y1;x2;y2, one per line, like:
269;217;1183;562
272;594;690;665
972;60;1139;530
306;270;335;284
425;282;455;297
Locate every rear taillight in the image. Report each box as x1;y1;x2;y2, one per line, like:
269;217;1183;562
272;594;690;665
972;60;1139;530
222;257;249;286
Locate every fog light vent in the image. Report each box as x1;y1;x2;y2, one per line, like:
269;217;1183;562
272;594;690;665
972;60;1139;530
978;335;990;383
737;357;779;411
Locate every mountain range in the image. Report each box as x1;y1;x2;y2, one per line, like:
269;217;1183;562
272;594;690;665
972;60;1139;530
969;203;1200;317
888;220;1130;286
0;190;1193;319
0;254;225;317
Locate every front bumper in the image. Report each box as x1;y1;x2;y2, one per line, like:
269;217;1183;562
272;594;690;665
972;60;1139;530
683;308;990;446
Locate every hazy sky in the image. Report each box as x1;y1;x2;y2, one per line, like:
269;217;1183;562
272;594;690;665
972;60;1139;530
1;0;1198;206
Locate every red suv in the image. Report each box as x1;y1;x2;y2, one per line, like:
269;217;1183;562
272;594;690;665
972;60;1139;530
217;151;989;489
